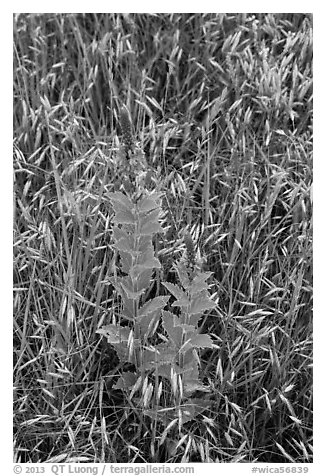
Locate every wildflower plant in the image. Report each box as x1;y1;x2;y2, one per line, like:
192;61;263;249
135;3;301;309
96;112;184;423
97;106;217;435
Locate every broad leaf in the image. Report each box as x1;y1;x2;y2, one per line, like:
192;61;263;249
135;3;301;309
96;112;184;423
130;258;161;277
114;239;137;256
188;295;216;315
142;344;176;371
189;333;214;349
121;294;136;320
186;314;202;327
107;191;134;208
139;220;163;236
97;325;138;364
97;324;131;343
113;371;138;390
162;282;188;301
120;275;149;294
156;363;175;380
113;341;138;364
181;359;199;380
114;209;136;225
188;277;212;296
138;311;161;339
120;281;145;300
138;296;170;318
138;196;159;213
178;324;196;332
112;226;132;245
172;298;191;308
175;261;191;288
190;271;213;287
182;379;210;396
139;207;161;226
136;268;153;293
136;235;153;253
177;313;200;327
119;250;132;274
162;311;183;349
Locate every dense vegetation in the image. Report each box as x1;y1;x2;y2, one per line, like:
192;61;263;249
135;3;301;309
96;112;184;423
13;13;313;463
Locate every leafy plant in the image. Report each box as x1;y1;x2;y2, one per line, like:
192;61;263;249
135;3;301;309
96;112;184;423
97;186;216;428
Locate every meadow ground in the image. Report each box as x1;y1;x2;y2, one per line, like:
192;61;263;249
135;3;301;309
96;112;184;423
13;13;312;463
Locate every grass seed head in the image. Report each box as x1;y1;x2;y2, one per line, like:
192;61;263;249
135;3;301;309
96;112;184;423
182;231;199;279
120;105;134;155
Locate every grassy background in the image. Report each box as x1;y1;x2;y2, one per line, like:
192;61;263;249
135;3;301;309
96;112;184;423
13;13;313;463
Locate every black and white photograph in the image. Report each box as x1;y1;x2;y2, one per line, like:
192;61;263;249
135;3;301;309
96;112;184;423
13;12;313;466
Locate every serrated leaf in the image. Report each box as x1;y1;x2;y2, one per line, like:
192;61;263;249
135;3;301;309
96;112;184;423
138;296;170;318
114;239;136;255
136;268;153;293
181;359;199;379
137;196;159;213
120;274;144;291
162;282;188;301
186;314;202;327
187;271;214;297
120;250;132;274
138;311;161;339
113;372;138;390
107;191;134;209
137;235;153;254
97;326;137;364
112;226;131;243
191;271;213;286
138;243;155;260
120;290;136;320
156;363;176;379
142;344;176;371
136;248;158;270
179;337;195;354
155;350;176;366
188;295;216;315
180;351;198;376
120;281;145;300
178;324;196;332
172;298;191;308
175;261;191;288
130;257;161;277
97;324;132;343
162;311;183;348
162;310;179;322
188;280;211;296
189;333;214;349
113;342;135;364
140;207;161;224
119;275;149;309
183;379;210;395
114;209;136;224
139;220;163;236
147;191;162;203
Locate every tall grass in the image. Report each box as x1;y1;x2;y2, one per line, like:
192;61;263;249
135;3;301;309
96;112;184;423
13;13;312;463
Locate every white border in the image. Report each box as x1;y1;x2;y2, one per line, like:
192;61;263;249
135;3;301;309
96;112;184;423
3;4;324;473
